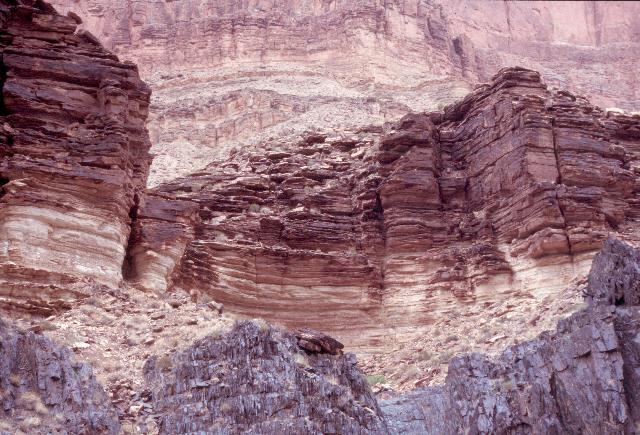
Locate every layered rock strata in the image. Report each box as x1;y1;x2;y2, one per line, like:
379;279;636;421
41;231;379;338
0;0;151;308
381;238;640;434
141;67;640;353
0;318;119;434
144;320;388;434
48;0;640;185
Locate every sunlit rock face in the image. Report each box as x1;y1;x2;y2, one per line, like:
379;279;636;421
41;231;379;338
0;0;152;307
138;68;640;353
48;0;640;186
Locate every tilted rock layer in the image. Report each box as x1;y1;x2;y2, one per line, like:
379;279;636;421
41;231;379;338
0;0;152;310
48;0;640;185
139;68;640;356
144;320;388;434
0;318;119;434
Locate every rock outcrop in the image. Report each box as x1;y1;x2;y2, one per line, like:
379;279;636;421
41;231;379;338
48;0;640;185
381;239;640;434
0;318;119;434
137;67;640;360
144;320;388;434
0;0;152;310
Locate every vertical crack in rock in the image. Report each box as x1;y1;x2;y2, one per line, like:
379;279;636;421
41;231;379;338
551;116;573;255
0;53;8;117
122;193;140;280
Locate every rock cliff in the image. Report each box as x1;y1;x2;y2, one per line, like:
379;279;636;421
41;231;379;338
0;0;152;311
48;0;640;185
2;2;640;433
137;67;640;381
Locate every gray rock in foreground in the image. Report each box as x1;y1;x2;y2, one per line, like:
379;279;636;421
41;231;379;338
0;319;119;434
144;320;388;434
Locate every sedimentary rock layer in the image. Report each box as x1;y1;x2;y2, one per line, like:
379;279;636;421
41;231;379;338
382;239;640;434
49;0;640;185
144;67;640;352
0;318;119;434
0;0;151;307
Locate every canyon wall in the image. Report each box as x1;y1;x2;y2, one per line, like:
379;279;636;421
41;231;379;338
0;0;151;311
48;0;640;185
134;68;640;360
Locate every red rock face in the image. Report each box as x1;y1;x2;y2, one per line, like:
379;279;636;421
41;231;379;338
0;0;151;308
48;0;640;185
138;68;640;351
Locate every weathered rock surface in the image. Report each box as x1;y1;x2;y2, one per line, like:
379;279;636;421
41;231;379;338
48;0;640;185
0;0;152;308
0;317;119;434
140;68;640;363
381;239;640;434
144;320;388;434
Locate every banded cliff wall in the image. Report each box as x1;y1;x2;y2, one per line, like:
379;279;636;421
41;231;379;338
48;0;640;185
2;3;640;433
131;68;640;366
0;0;152;312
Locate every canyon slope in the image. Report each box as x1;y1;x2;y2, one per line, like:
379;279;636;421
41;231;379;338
3;1;640;433
49;0;640;185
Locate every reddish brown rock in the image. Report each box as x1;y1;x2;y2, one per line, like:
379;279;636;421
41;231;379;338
295;328;345;355
143;67;640;354
48;1;640;185
0;0;152;308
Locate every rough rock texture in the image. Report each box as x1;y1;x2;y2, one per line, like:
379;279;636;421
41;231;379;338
0;0;152;307
381;239;640;434
0;317;119;434
143;320;388;434
139;68;640;360
48;0;640;185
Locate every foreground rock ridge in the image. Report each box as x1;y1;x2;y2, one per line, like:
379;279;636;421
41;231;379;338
0;0;151;311
144;67;640;353
3;239;640;433
144;321;388;434
49;1;640;184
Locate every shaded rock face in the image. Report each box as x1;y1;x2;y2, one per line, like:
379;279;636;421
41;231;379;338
141;67;640;350
381;239;640;434
144;320;388;434
0;318;119;434
48;0;640;185
0;0;151;306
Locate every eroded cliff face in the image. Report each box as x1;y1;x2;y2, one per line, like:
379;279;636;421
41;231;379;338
48;0;640;185
132;68;640;383
0;0;152;311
